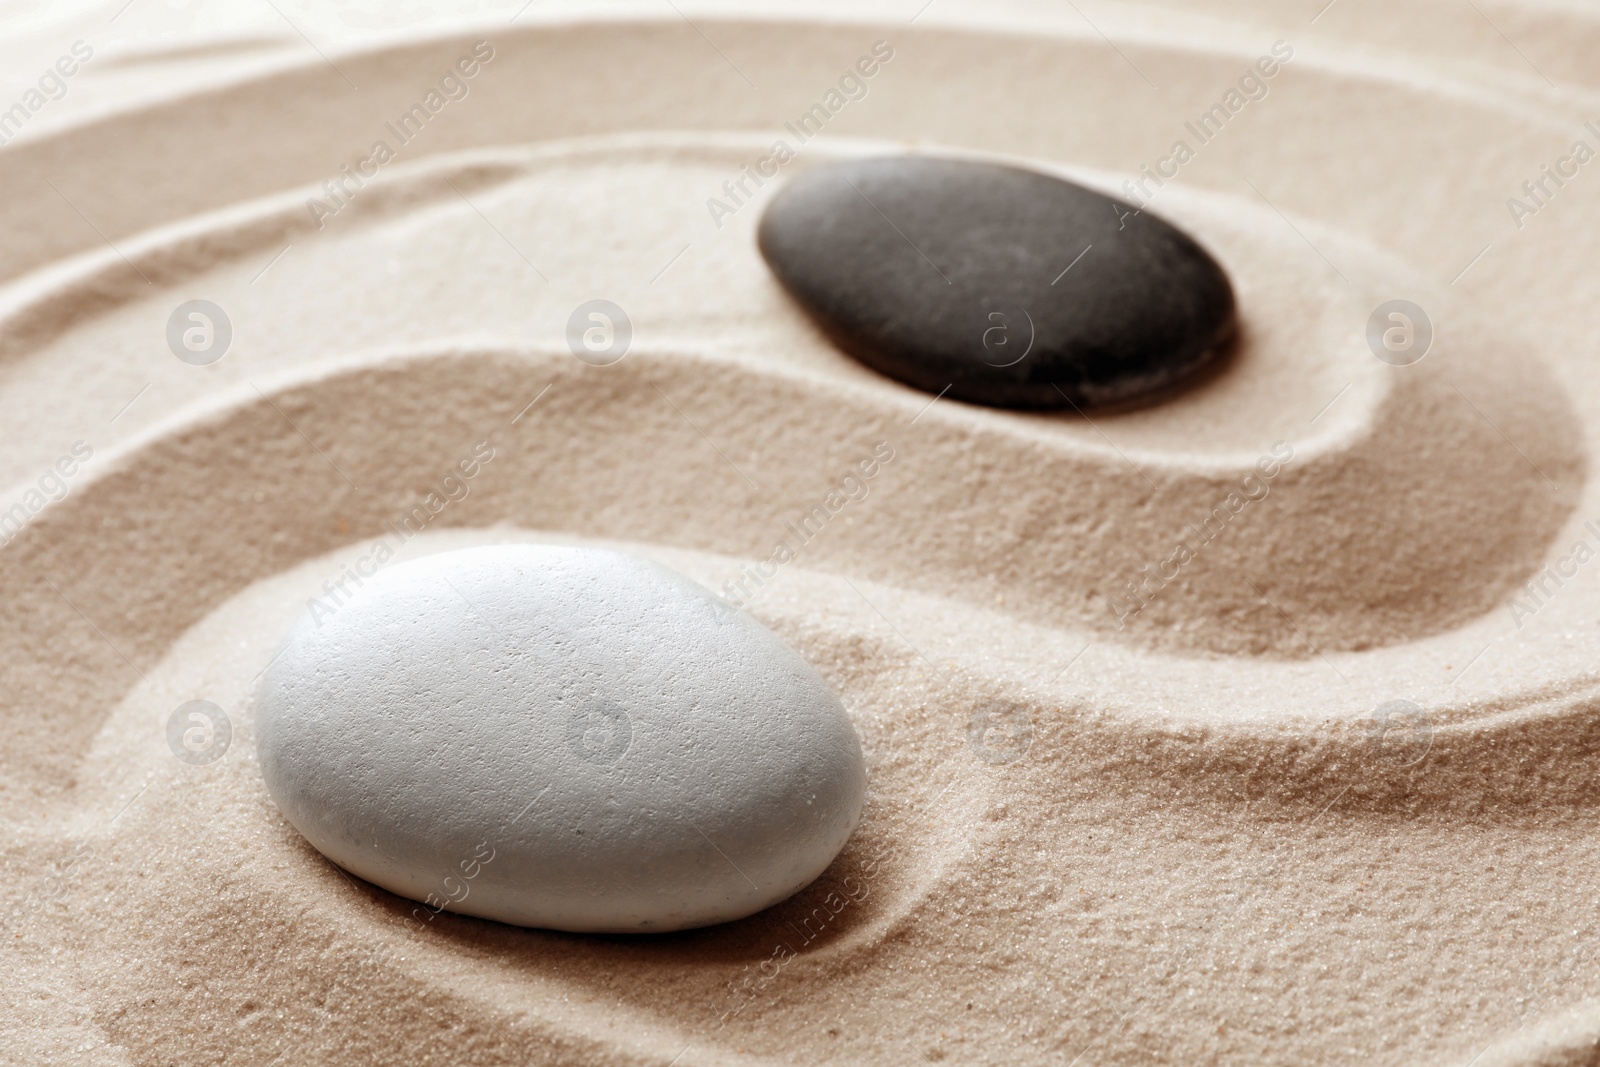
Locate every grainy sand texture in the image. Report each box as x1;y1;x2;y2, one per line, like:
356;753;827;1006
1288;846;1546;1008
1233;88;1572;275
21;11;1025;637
3;2;1600;1064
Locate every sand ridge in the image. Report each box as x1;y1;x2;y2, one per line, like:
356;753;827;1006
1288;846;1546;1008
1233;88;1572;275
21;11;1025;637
4;6;1600;1066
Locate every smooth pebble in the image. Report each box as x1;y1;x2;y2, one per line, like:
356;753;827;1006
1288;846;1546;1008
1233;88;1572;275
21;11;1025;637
758;156;1237;409
255;545;867;933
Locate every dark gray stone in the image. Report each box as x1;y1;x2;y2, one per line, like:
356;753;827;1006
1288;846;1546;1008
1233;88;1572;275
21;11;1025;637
757;157;1236;410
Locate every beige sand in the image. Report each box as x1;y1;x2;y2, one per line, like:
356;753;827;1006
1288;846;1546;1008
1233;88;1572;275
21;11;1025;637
4;3;1600;1064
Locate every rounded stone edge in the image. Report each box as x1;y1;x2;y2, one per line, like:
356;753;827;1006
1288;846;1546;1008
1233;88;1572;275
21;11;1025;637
756;155;1239;412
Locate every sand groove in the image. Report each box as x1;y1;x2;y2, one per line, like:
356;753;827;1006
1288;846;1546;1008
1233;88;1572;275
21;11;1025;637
5;8;1600;1065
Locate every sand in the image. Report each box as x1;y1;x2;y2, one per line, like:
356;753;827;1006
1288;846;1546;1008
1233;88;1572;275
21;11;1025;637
3;2;1600;1064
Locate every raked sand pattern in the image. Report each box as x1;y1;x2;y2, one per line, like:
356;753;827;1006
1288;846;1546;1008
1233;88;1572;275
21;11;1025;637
4;3;1600;1065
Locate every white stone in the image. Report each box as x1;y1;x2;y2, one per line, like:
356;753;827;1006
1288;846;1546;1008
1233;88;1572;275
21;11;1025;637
254;545;866;933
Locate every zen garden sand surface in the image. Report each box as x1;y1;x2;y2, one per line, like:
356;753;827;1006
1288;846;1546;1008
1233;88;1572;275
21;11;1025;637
3;2;1600;1065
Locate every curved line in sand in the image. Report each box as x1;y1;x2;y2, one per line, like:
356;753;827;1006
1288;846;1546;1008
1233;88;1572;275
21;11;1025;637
0;343;1588;805
0;133;1583;670
5;17;1599;1064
